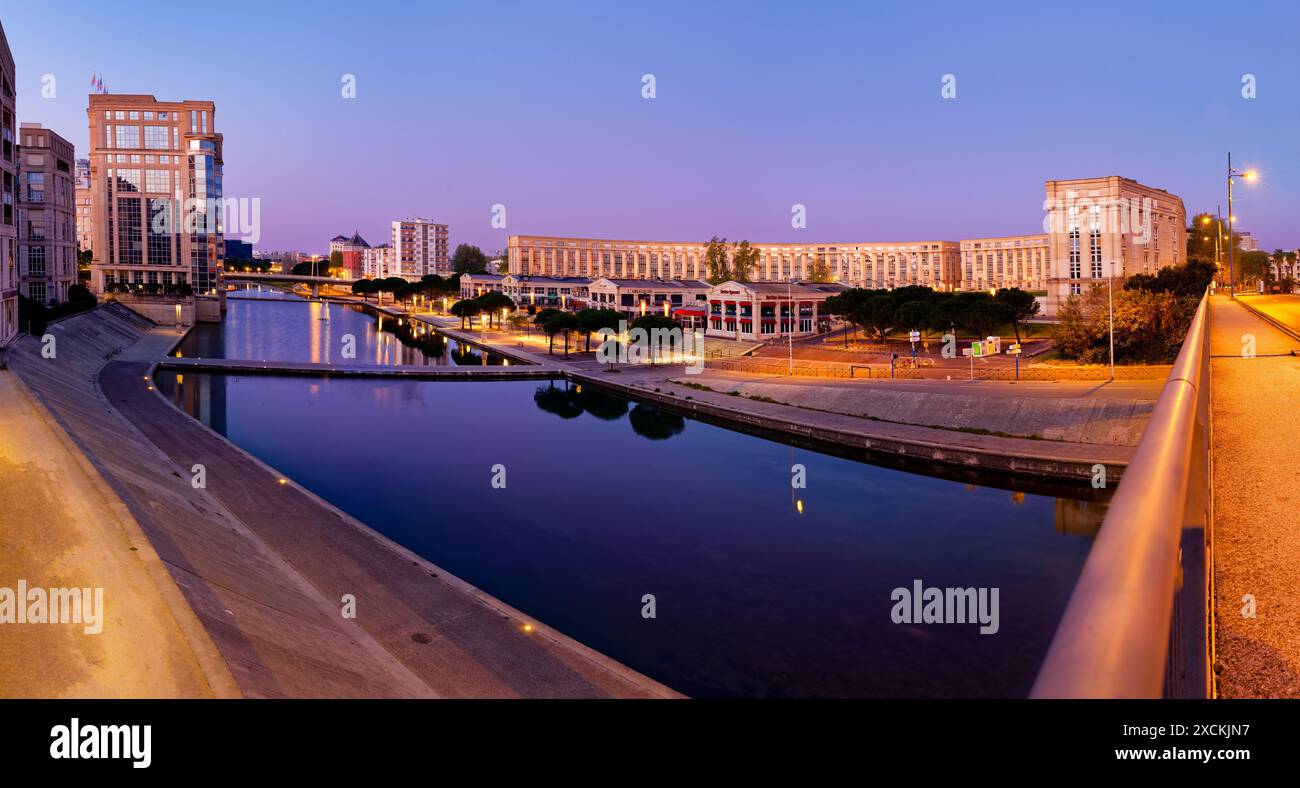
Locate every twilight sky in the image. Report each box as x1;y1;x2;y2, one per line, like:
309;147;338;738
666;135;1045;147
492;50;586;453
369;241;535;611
7;0;1298;254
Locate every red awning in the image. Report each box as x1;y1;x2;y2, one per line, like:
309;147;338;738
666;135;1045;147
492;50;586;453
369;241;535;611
674;308;705;317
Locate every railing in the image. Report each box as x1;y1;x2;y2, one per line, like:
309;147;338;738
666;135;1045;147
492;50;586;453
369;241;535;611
1031;292;1212;698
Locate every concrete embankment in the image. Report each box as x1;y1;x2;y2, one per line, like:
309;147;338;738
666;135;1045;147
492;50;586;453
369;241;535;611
8;308;677;699
159;357;560;379
426;321;1135;482
0;365;236;698
667;374;1154;447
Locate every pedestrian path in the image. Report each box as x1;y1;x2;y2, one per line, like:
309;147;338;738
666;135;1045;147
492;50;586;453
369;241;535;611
1208;295;1300;697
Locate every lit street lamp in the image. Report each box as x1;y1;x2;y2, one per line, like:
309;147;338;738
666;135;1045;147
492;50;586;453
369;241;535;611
1226;154;1258;300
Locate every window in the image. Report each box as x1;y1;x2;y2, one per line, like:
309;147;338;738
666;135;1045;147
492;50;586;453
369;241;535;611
1089;205;1103;278
114;125;141;148
145;170;169;193
144;126;170;150
1068;206;1081;280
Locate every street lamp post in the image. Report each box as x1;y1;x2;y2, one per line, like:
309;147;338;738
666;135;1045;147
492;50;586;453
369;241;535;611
787;278;795;376
1107;260;1115;381
1226;153;1258;300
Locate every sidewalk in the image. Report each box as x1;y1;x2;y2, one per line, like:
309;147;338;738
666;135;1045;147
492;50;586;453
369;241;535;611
0;369;236;698
1208;295;1300;697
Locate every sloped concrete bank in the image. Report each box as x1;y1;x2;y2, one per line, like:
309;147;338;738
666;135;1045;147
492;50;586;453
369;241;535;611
9;308;676;699
427;323;1133;484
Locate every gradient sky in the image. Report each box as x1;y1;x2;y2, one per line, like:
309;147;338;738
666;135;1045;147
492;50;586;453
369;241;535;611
6;0;1297;254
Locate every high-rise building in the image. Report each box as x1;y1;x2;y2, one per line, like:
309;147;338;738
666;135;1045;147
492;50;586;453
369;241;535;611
16;124;77;305
0;20;17;344
87;94;224;301
391;218;448;279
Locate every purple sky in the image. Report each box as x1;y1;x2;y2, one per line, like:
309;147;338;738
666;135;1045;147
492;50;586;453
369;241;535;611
7;1;1298;253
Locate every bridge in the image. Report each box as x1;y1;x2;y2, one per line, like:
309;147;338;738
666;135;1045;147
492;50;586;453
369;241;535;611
224;271;359;297
1033;292;1300;699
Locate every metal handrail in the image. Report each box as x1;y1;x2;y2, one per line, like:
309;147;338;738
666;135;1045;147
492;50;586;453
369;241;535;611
1031;292;1210;698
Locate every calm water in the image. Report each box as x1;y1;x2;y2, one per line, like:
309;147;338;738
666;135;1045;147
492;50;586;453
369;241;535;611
157;297;1109;698
181;288;506;366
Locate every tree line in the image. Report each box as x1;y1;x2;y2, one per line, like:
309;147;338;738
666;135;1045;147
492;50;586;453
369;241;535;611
821;286;1040;344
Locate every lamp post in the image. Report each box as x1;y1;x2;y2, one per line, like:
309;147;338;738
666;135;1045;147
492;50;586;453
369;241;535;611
1227;154;1258;300
1107;259;1115;382
787;278;795;376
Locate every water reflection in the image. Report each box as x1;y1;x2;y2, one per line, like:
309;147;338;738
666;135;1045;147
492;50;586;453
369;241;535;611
153;370;1109;698
185;290;505;366
533;381;685;440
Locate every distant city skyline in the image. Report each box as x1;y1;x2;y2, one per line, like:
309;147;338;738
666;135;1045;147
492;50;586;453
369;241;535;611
5;0;1297;253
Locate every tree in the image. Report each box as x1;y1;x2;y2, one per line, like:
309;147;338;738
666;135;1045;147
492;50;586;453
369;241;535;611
1054;286;1194;364
533;308;565;353
450;299;481;329
823;288;873;346
964;300;1011;340
629;314;681;366
1237;250;1272;286
731;241;760;282
477;291;516;328
704;236;730;284
993;288;1040;343
576;308;621;352
807;257;835;283
892;301;932;337
452;244;489;274
930;297;971;338
329;250;343;272
541;312;581;356
77;248;93;268
351;279;374;301
858;295;897;343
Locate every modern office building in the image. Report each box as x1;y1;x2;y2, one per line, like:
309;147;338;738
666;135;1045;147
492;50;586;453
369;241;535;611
86;94;225;308
391;218;448;279
959;234;1050;292
0;20;16;344
1044;176;1186;314
16;124;77;305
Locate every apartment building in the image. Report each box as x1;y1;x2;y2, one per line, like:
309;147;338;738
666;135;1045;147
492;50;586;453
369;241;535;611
0;21;16;344
17;124;77;305
362;243;392;278
508;176;1184;316
959;234;1050;292
1044;176;1186;314
75;158;93;259
508;236;961;290
87;94;224;301
391;218;448;279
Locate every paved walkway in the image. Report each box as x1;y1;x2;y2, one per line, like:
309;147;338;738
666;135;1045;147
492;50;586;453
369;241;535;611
1208;295;1300;697
0;368;236;698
